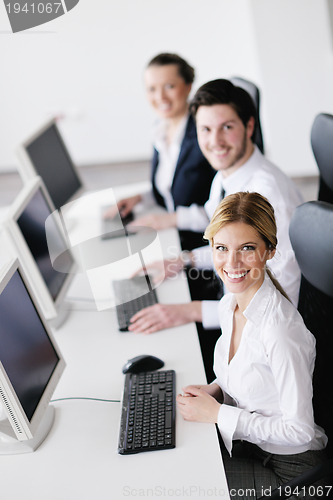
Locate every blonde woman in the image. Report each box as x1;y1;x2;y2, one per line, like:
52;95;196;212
177;192;328;499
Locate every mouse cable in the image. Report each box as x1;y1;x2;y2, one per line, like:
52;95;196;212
51;397;121;403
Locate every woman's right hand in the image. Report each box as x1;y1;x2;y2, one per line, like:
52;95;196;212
103;194;142;219
176;385;222;423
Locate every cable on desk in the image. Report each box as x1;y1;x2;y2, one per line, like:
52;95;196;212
51;397;121;403
65;297;117;311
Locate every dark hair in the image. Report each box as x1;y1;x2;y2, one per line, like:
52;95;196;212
189;79;256;129
147;53;195;85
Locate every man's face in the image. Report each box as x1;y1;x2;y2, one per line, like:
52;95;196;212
196;104;255;177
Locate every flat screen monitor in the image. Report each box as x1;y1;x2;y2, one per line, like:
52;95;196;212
0;259;66;454
16;118;84;211
3;177;77;325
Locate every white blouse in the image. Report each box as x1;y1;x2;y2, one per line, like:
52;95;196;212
141;114;189;212
214;272;327;456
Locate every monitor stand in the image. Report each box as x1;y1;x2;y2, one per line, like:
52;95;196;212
49;303;71;329
0;405;55;455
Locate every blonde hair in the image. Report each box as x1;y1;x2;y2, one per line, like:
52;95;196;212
204;192;290;301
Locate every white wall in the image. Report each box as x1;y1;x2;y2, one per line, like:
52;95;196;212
0;0;332;177
249;0;333;176
0;0;260;171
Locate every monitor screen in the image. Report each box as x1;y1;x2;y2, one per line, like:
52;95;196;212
17;187;74;301
25;123;82;210
0;269;59;422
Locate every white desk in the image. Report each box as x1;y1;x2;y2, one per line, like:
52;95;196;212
0;186;230;500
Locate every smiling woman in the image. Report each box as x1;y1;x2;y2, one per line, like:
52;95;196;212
144;56;193;127
177;192;329;499
103;53;215;251
212;221;273;298
205;191;289;302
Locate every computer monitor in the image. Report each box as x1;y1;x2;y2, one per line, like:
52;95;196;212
16;118;85;211
3;177;77;326
0;258;66;454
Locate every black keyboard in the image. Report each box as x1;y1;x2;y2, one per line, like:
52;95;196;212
113;275;158;331
101;209;134;240
118;370;176;454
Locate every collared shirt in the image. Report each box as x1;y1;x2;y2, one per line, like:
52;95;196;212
182;146;304;327
141;114;189;212
214;273;327;456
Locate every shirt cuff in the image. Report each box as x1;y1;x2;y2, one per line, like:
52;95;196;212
217;404;244;456
201;300;220;329
191;245;214;270
176;205;209;232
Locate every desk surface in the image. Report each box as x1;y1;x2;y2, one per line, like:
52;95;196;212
0;185;229;500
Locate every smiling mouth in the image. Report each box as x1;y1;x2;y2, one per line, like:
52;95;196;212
158;103;172;111
213;148;228;157
225;270;250;279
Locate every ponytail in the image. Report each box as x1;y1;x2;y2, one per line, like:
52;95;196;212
266;268;291;303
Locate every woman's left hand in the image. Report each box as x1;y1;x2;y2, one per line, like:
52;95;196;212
176;385;221;423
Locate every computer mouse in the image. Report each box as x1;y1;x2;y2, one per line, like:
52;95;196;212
122;355;164;374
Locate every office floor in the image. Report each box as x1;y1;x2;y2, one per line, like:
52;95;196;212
0;161;319;207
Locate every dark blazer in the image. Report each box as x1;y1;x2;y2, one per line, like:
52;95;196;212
151;115;215;211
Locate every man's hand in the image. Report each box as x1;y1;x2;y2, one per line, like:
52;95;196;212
128;302;202;334
176;385;221;423
129;212;177;231
131;256;184;284
102;194;142;219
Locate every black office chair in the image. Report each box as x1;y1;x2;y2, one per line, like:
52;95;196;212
258;201;333;500
311;113;333;204
230;76;264;154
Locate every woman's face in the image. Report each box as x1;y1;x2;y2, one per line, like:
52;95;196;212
212;221;275;301
144;64;191;121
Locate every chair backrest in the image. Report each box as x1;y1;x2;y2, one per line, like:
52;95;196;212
310;113;333;203
289;201;333;458
230;76;264;154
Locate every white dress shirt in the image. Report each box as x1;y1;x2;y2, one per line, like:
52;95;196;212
179;146;304;328
214;272;327;456
141;114;189;212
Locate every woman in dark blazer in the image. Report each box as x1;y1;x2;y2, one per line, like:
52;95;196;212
108;53;215;250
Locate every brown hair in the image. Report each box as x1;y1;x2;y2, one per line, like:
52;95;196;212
204;191;290;301
147;53;195;85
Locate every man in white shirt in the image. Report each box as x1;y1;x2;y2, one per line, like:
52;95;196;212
128;79;303;336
